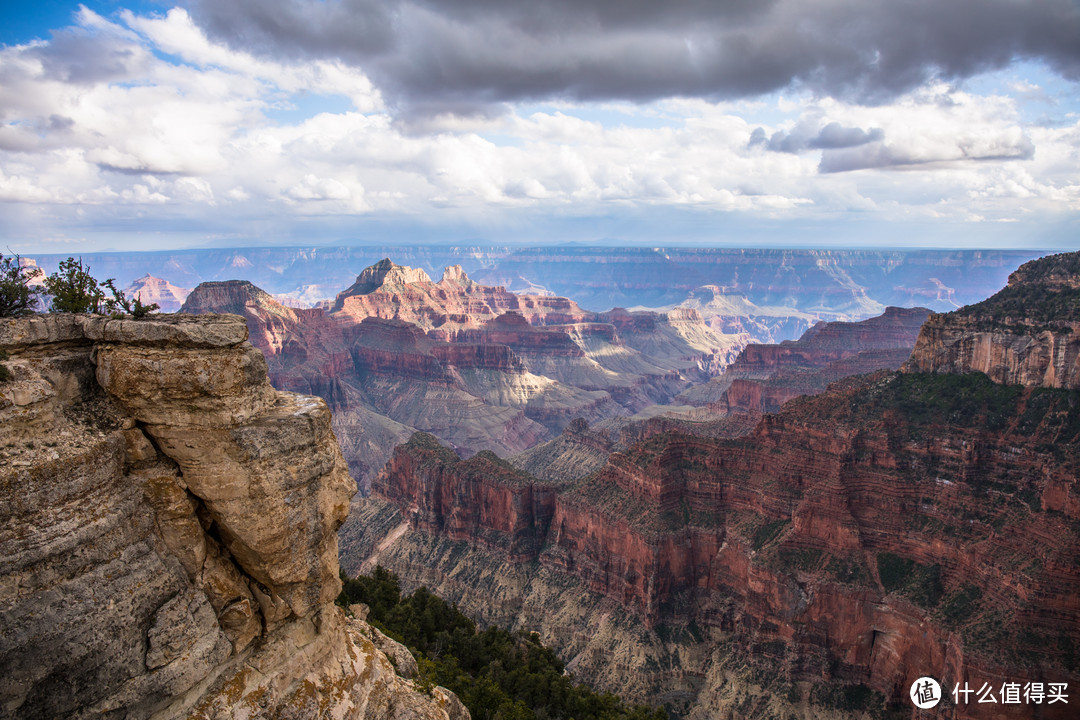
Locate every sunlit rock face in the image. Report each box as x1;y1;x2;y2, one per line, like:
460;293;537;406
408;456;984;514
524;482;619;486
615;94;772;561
122;274;192;313
0;313;464;720
182;261;747;490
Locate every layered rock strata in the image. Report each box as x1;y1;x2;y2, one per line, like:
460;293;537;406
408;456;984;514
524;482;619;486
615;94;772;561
725;306;931;376
679;306;930;411
365;373;1079;718
0;314;462;720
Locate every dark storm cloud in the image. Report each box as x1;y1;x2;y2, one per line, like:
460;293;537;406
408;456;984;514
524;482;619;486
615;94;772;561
186;0;1080;115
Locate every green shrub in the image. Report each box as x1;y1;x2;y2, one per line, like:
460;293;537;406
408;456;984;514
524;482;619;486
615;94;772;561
101;279;159;318
43;257;107;313
41;258;159;317
753;518;789;550
811;683;884;713
875;552;944;608
778;547;824;572
908;563;945;608
0;349;10;383
0;253;39;317
940;584;983;624
877;552;915;593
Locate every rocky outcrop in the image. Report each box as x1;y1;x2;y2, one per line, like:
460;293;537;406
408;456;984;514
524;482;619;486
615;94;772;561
378;434;566;562
509;418;617;483
332;259;591;331
906;253;1080;388
725;306;930;377
714;348;916;414
0;314;463;720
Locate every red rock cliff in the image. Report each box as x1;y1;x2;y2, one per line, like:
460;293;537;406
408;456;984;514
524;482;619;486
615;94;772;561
378;434;562;561
375;372;1079;717
727;306;931;376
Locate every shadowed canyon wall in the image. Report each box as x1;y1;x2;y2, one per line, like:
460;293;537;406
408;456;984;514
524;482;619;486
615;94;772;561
680;305;932;413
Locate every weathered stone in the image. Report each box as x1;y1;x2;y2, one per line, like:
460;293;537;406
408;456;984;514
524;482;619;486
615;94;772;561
123;427;158;465
0;314;463;720
907;317;1080;388
0;313;248;350
371;627;419;679
145;591;218;670
96;344;277;426
140;466;207;579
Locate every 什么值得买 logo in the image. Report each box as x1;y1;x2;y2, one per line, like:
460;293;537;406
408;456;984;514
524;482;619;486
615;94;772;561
910;677;941;709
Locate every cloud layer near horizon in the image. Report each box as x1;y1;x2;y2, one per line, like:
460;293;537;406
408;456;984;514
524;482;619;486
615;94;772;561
0;3;1078;251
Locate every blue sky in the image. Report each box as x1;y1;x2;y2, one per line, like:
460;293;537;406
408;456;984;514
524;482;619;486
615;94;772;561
1;1;1078;253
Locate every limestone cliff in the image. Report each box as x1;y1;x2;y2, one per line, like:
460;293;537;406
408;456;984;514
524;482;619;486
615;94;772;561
907;253;1080;388
0;314;464;720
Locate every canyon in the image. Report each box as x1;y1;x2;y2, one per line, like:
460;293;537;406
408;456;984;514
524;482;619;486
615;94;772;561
180;260;746;489
0;314;465;720
6;248;1068;719
348;252;1080;719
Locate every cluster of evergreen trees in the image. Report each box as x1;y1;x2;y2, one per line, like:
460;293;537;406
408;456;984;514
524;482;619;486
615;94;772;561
338;566;667;720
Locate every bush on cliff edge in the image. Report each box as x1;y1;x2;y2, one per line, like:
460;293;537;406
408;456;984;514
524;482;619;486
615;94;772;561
0;253;38;317
42;257;159;318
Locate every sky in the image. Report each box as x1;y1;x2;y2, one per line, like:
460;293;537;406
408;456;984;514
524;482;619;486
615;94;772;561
1;0;1079;253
